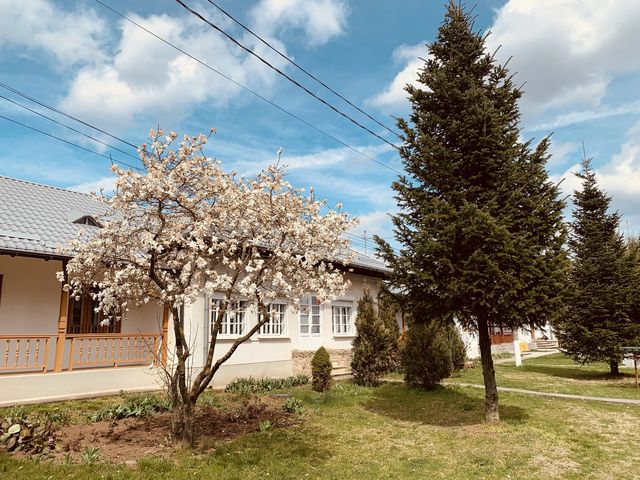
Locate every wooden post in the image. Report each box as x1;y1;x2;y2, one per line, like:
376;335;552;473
634;354;638;390
160;304;170;366
53;261;69;372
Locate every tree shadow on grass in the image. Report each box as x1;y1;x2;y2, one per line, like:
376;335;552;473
521;364;635;382
364;382;528;427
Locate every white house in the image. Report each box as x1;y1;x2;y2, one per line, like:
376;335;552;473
0;175;389;406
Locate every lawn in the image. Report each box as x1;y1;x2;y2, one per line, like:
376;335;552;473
449;353;640;399
1;372;640;479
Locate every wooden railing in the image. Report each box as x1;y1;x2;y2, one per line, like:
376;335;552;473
0;333;162;374
67;333;161;371
0;335;53;373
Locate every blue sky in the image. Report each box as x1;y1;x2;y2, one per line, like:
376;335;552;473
1;0;640;249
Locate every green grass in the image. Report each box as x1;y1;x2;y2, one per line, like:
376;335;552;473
449;353;640;400
1;378;640;479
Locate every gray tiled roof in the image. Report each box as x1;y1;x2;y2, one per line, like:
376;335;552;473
0;175;390;273
0;176;105;258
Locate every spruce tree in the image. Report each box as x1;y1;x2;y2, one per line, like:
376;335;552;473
555;159;633;374
351;286;394;385
376;2;567;421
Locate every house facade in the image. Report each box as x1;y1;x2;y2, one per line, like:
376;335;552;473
0;175;388;406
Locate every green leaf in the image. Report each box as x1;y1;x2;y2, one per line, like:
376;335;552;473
7;424;21;435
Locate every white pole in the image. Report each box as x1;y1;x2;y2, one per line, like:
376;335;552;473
513;329;522;367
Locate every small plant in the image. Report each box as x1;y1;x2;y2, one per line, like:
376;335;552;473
81;446;100;464
258;419;273;432
283;397;305;414
0;414;55;454
311;346;332;392
40;407;70;426
225;374;310;395
89;393;171;422
5;406;28;424
62;452;75;466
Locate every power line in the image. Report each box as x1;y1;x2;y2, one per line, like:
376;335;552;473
93;0;402;175
0;95;140;162
0;114;141;172
204;0;401;139
0;81;139;150
175;0;400;151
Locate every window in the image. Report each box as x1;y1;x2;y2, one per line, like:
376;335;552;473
66;293;120;334
210;299;247;337
73;216;100;227
332;304;353;335
299;296;321;336
260;303;287;336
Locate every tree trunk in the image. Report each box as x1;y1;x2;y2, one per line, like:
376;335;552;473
477;316;500;423
609;360;620;376
170;397;195;447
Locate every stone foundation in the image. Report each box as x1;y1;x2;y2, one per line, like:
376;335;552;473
292;348;353;376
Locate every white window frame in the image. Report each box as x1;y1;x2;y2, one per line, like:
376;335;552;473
299;295;321;337
259;303;287;337
332;302;354;336
209;298;247;339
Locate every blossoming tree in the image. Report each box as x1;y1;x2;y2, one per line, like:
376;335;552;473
62;129;355;445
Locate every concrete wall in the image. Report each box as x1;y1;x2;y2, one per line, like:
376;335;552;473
0;366;165;407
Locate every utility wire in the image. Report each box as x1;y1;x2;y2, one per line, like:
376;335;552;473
204;0;400;139
0;114;141;172
0;81;139;150
0;95;140;161
174;0;400;151
93;0;402;175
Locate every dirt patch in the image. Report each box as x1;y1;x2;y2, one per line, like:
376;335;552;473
10;395;299;464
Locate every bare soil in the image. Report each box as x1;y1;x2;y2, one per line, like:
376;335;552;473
27;395;297;464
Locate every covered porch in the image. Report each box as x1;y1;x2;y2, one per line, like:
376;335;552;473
0;254;169;405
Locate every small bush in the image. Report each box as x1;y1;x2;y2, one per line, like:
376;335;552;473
311;346;332;392
225;374;309;395
283;397;304;414
89;393;170;422
447;325;467;372
351;286;396;386
403;321;453;390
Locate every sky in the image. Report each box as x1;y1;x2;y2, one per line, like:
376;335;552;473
1;0;640;252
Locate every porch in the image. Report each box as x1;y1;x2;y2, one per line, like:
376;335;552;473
0;255;170;405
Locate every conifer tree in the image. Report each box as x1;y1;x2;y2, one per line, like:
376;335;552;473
351;286;394;385
555;159;634;374
376;2;567;421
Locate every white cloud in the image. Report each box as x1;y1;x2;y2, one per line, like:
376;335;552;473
58;11;288;134
487;1;640;118
249;0;349;47
0;0;108;68
558;121;640;232
68;175;116;194
529;101;640;132
367;42;426;112
547;139;580;169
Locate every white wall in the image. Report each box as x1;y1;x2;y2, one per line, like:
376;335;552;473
0;255;164;336
0;255;62;334
183;272;384;372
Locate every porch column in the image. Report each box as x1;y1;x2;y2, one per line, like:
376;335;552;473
160;304;170;366
53;261;68;372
